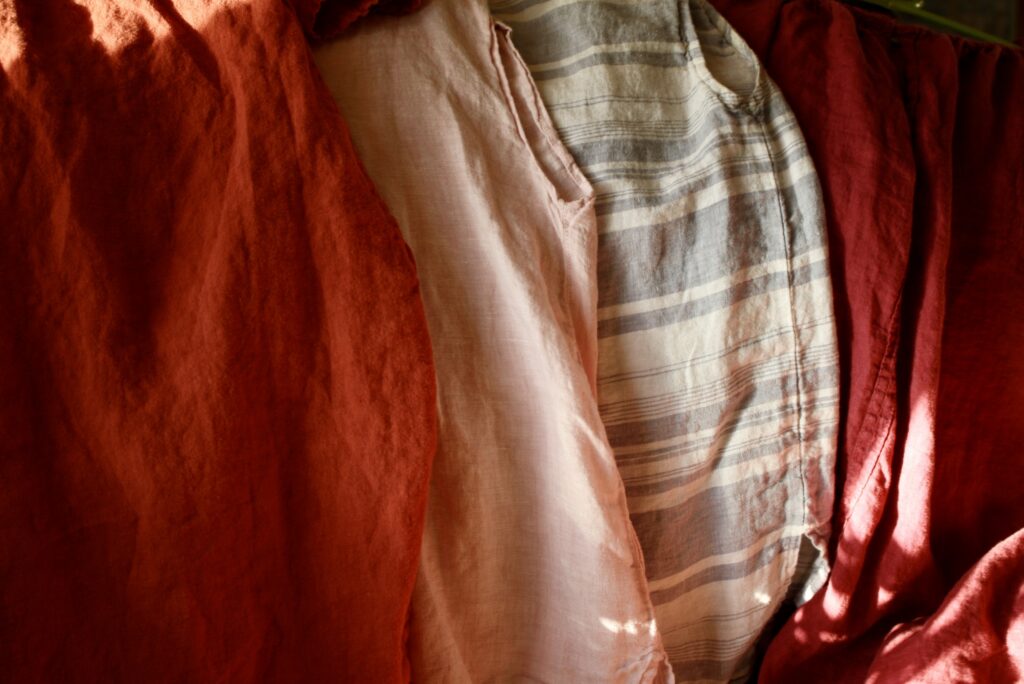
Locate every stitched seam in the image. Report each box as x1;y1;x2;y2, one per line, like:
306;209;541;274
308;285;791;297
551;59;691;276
488;20;532;154
843;372;899;539
491;23;592;211
758;113;811;537
841;30;921;528
841;301;901;526
499;23;594;203
830;387;899;620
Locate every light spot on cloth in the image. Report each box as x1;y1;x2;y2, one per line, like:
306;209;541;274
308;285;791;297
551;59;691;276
599;617;659;637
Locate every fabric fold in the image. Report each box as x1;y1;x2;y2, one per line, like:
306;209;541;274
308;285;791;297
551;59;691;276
490;1;841;680
708;1;1024;681
0;1;436;681
314;0;674;680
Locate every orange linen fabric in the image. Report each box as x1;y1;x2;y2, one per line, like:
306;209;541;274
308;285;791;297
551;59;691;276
0;0;435;681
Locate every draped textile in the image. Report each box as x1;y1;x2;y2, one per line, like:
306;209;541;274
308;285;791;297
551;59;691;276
709;1;1024;680
0;1;435;681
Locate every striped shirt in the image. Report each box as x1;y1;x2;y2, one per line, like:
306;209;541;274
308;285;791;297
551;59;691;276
490;1;840;680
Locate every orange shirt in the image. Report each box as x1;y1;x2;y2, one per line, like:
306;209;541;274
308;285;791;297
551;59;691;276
0;1;435;681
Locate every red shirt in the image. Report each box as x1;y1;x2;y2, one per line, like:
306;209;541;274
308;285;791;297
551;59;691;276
711;1;1024;681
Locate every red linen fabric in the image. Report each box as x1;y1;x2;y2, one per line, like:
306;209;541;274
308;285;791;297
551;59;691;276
866;528;1024;683
709;1;1024;681
0;1;435;681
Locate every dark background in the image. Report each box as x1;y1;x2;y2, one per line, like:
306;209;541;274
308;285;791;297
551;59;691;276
914;0;1019;43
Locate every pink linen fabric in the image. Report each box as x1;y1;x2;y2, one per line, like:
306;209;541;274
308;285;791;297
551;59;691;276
314;0;674;681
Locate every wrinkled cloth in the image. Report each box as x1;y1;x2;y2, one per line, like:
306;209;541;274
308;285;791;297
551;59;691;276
866;528;1024;683
314;0;674;680
708;0;1024;681
0;0;436;681
491;0;840;679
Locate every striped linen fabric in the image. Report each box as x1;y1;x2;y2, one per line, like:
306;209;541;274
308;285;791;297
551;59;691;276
489;1;841;681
